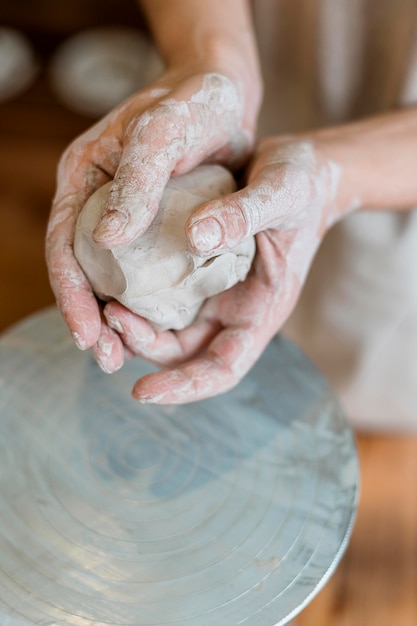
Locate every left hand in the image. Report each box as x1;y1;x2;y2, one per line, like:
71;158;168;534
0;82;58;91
102;135;346;403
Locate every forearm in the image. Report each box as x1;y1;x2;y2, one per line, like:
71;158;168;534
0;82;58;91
311;107;417;221
138;0;262;114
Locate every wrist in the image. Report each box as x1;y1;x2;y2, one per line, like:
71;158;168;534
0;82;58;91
308;108;417;226
140;0;262;135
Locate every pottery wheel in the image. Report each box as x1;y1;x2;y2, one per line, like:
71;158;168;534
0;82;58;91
0;307;358;625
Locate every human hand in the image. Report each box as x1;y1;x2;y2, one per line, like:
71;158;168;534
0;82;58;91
102;135;347;403
45;65;260;368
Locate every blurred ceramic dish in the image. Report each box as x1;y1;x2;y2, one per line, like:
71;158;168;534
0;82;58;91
49;27;164;117
0;27;38;102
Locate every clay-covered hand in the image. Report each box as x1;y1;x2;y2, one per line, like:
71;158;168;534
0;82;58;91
103;135;347;403
45;66;258;369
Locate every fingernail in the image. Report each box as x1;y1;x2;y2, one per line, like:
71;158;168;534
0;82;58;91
72;331;87;350
94;337;122;374
97;360;123;374
190;218;223;254
136;395;160;404
93;210;129;242
105;313;124;334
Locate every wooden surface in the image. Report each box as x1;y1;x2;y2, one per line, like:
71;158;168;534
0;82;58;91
0;19;417;626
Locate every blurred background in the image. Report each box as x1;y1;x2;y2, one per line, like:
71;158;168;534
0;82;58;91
0;2;416;625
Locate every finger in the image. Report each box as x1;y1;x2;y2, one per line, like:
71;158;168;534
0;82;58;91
46;195;102;349
132;324;270;405
186;165;303;255
47;143;116;348
103;301;219;366
54;127;120;207
93;75;246;248
92;322;125;374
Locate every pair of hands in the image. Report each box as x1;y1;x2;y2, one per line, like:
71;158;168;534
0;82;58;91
46;67;341;404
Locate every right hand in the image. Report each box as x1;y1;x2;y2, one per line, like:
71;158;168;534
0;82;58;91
101;133;343;404
46;64;261;372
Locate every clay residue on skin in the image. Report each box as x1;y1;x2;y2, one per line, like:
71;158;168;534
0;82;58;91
255;140;342;236
189;141;340;286
211;327;255;379
93;73;247;245
58;279;98;349
103;312;124;334
146;87;171;99
71;331;86;350
45;203;74;240
94;336;123;373
132;329;258;405
55;124;121;204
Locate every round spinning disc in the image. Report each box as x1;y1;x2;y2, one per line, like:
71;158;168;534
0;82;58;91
0;307;358;626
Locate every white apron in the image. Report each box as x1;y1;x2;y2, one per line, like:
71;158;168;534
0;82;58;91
253;0;417;431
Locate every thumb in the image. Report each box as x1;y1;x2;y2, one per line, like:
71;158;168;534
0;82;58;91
186;181;275;255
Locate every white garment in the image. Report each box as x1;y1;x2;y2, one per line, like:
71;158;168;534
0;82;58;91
253;0;417;431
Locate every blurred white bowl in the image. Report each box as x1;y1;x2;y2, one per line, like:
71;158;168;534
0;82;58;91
0;27;38;102
49;27;164;117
